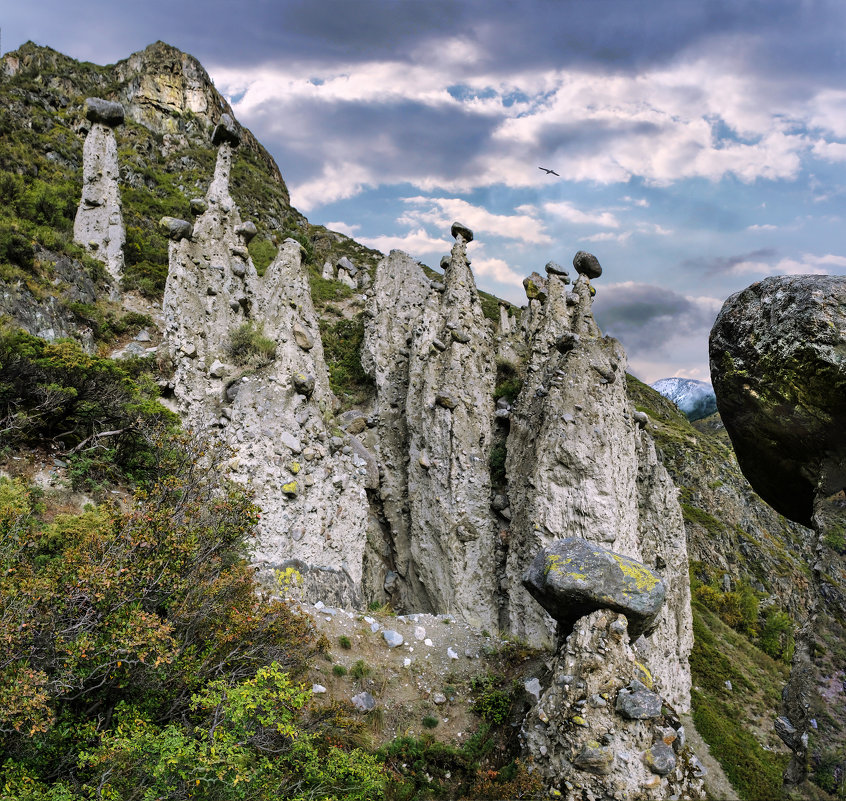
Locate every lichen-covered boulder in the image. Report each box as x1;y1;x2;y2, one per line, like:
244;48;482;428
709;275;846;527
523;271;548;302
522;538;666;637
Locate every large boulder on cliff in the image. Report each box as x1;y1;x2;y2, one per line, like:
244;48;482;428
709;275;846;527
522;538;666;637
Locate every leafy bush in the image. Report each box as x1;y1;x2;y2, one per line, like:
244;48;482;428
249;237;277;275
227;321;277;367
319;317;373;404
0;430;384;797
422;715;439;729
0;328;175;487
469;674;512;725
489;442;507;485
758;607;795;662
494;362;523;402
350;660;371;680
0;229;35;271
338;635;352;650
333;664;348;677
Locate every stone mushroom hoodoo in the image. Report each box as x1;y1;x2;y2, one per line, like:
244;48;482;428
161;113;373;607
73;98;126;291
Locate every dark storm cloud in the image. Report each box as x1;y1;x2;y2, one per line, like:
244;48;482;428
7;0;845;85
239;96;497;187
682;248;777;276
592;283;718;354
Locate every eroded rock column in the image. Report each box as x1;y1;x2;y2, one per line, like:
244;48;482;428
74;97;126;289
163;114;371;606
503;253;692;710
402;223;498;628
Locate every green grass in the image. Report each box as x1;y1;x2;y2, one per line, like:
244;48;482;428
689;601;790;801
319;316;374;406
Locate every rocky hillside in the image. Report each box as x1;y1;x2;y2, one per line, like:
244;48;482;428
628;376;846;799
0;39;843;800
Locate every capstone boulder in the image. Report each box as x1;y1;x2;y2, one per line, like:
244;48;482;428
84;97;125;126
522;538;666;637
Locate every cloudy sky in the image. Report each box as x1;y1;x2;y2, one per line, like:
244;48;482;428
6;0;846;382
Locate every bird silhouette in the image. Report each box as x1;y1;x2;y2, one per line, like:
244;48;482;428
538;166;560;176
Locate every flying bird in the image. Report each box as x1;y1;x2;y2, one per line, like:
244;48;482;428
538;166;560;176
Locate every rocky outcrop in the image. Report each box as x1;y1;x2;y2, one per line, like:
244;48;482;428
363;227;498;629
162;122;371;607
361;249;433;609
710;274;846;787
521;610;705;800
403;224;498;629
73;97;125;288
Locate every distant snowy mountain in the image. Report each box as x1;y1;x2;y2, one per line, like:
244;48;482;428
650;377;717;421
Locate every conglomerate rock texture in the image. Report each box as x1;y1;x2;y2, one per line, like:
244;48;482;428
162;137;372;607
521;610;705;800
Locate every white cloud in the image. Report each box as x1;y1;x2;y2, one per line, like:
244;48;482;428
580;231;632;243
290;161;376;212
401;197;551;244
211;45;836;203
812;140;846;163
747;223;778;231
325;221;360;237
356;227;450;257
722;252;846;277
470;256;526;287
543;201;620;228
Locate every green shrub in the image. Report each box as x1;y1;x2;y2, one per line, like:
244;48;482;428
469;674;512;725
422;716;439;729
0;328;175;487
758;607;795;662
494;361;523;402
227;321;277;367
489;442;507;484
338;635;352;650
0;229;34;271
350;660;371;680
333;664;348;677
320;316;373;404
248;237;277;275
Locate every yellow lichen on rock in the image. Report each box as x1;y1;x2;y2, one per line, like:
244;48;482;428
611;553;659;592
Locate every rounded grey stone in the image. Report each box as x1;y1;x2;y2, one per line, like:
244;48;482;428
84;97;124;126
159;216;193;241
573;250;602;279
450;221;474;242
